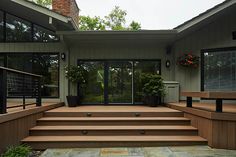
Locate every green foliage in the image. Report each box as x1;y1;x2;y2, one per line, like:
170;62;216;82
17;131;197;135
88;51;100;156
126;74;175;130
79;6;141;31
65;65;88;84
1;145;32;157
31;0;52;7
79;16;106;31
141;74;166;97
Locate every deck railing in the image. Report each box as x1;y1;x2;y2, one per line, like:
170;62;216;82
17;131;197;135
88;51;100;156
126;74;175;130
0;66;42;114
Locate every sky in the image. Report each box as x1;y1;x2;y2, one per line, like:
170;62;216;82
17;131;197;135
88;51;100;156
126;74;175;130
76;0;225;30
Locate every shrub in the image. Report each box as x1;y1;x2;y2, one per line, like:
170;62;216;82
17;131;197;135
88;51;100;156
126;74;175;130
1;145;32;157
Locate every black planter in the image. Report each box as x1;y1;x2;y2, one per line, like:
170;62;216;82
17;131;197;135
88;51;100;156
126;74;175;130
66;96;79;107
144;96;161;107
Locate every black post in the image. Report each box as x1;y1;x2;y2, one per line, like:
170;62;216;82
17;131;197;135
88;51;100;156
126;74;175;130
22;75;25;110
187;97;192;107
216;99;223;112
36;77;42;107
0;69;7;114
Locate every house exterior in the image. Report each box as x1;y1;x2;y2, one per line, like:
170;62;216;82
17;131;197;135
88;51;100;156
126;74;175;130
0;0;236;104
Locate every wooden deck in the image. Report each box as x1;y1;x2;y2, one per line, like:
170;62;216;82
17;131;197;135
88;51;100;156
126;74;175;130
22;105;207;149
167;102;236;150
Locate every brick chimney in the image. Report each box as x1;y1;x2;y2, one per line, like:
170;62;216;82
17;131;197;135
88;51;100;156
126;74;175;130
52;0;79;26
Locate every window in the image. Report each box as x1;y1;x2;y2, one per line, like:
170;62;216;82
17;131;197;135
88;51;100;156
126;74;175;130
203;48;236;91
0;11;3;42
134;61;161;103
6;53;59;97
6;14;32;42
33;25;59;42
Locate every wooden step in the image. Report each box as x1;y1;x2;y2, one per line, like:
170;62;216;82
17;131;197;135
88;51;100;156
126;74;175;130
37;117;191;126
30;125;198;136
22;135;207;149
44;111;184;117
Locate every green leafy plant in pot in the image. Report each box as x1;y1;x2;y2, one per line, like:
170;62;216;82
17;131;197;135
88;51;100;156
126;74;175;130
65;65;87;107
141;74;166;107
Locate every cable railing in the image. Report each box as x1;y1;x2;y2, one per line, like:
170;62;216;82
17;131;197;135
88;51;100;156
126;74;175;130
0;66;42;114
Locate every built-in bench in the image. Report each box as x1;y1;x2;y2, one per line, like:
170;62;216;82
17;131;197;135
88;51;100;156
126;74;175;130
181;91;236;112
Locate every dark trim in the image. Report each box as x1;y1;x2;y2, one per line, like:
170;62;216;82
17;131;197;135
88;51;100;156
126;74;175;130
77;59;162;105
233;31;236;40
0;9;60;43
201;47;236;95
0;52;60;98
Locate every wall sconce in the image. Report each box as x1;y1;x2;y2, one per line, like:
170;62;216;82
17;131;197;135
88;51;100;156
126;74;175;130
166;60;170;68
61;53;66;61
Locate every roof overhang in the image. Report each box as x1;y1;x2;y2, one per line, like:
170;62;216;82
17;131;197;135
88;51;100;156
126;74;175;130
175;0;236;37
0;0;77;31
58;30;178;46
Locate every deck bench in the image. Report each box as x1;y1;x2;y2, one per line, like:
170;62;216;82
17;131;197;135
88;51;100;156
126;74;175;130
181;91;236;112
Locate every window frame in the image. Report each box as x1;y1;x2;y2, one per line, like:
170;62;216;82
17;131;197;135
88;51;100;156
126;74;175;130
0;52;60;98
0;9;60;43
201;47;236;92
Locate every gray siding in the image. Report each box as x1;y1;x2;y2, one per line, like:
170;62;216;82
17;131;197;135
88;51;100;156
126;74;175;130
173;9;236;100
69;42;175;94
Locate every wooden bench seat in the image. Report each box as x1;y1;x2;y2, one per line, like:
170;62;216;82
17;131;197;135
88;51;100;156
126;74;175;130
181;91;236;112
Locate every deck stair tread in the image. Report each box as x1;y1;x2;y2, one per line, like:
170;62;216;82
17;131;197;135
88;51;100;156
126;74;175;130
30;125;197;130
38;117;189;121
22;135;207;142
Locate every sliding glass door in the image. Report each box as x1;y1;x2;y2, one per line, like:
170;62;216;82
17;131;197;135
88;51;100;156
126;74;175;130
108;61;133;104
78;60;161;104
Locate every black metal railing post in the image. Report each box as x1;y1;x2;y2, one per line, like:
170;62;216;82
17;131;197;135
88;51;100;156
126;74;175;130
0;69;7;114
22;75;26;110
36;77;42;107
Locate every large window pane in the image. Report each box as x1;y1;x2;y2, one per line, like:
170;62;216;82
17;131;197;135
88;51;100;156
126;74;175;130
108;61;132;104
203;49;236;91
78;61;104;104
33;25;59;42
0;11;3;42
6;14;32;42
7;53;59;97
134;61;161;104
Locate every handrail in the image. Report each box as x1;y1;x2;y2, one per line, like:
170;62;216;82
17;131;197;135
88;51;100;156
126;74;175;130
0;67;42;114
0;66;42;78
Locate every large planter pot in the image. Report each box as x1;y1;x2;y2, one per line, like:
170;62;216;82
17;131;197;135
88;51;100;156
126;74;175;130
66;96;79;107
144;96;161;107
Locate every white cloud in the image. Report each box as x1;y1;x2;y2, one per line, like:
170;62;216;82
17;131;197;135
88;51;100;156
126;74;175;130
76;0;225;30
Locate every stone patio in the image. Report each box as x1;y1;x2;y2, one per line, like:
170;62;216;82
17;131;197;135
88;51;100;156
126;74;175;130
40;146;236;157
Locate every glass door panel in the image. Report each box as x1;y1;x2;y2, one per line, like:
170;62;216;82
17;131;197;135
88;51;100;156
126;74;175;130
79;61;104;104
134;61;161;104
108;61;133;104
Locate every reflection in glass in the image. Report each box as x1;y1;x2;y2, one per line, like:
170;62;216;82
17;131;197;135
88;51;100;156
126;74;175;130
204;50;236;91
134;61;161;104
108;61;132;104
33;25;59;42
78;61;104;104
7;53;59;97
6;14;32;42
0;11;3;42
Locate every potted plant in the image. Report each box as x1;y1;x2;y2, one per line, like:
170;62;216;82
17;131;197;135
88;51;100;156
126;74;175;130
65;65;87;107
141;74;166;107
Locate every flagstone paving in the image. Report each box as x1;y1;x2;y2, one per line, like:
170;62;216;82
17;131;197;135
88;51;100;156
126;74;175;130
40;146;236;157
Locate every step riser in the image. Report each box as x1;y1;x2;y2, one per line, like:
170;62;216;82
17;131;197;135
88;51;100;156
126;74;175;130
30;130;198;136
37;120;190;126
24;141;207;150
44;112;184;117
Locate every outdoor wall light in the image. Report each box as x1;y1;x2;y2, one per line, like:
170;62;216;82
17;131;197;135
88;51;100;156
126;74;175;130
61;53;66;61
166;60;171;68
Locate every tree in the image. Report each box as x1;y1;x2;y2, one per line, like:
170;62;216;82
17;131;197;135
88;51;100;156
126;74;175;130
79;6;141;31
32;0;52;8
79;16;106;31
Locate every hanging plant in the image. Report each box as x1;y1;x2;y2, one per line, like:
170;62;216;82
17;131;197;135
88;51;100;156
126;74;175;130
177;53;200;68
